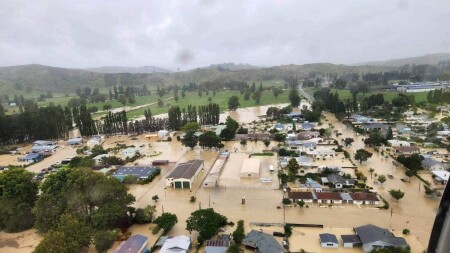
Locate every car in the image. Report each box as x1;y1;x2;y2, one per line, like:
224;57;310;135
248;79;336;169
401;178;408;183
273;232;286;237
388;174;394;179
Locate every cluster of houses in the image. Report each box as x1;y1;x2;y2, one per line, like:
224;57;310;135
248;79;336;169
288;188;380;206
320;224;408;252
17;137;84;163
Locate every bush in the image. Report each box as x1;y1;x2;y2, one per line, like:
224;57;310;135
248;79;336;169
167;137;172;142
403;228;410;235
282;198;292;205
190;196;197;203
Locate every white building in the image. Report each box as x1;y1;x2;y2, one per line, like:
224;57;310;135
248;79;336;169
121;147;143;158
165;160;204;189
240;158;260;178
319;233;339;248
159;235;191;253
387;140;410;147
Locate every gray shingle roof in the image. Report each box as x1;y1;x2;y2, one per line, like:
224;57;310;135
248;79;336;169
115;166;158;179
355;224;408;247
243;230;285;253
167;160;203;179
319;233;338;244
341;235;362;244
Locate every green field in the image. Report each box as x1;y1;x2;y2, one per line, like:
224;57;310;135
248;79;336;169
125;89;290;119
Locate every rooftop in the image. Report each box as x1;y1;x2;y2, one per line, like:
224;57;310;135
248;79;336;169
167;160;204;179
319;233;338;244
287;191;314;200
315;192;342;201
114;166;158;179
341;235;362;244
349;192;379;202
113;234;147;253
243;230;285;253
355;224;407;247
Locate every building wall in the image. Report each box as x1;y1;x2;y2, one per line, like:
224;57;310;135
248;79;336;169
321;242;338;248
343;242;354;248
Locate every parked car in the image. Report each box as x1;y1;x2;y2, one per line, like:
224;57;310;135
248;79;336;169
388;174;394;179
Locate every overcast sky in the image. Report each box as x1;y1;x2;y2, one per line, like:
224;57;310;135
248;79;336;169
1;0;450;70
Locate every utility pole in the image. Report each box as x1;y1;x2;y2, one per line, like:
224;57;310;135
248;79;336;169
389;208;393;230
209;195;211;207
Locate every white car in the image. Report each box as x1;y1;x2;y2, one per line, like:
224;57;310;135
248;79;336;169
260;177;273;183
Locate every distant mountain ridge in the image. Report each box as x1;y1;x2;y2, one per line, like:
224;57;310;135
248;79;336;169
1;53;448;93
85;65;172;73
356;53;450;67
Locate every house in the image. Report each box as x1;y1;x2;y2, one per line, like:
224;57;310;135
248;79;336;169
422;157;446;171
205;235;231;253
31;145;56;153
339;193;353;204
351;114;373;123
113;166;159;182
324;174;355;189
93;154;110;164
165;160;204;189
243;230;285;253
286;140;317;151
319;233;339;248
387;140;410;147
302;178;323;192
287;190;315;203
121;147;143;158
315;192;342;204
397;82;442;92
341;235;362;248
297;131;320;140
301;122;315;130
306;148;336;159
33;140;56;146
297;156;313;167
18;153;44;163
392;146;420;156
349;192;380;205
66;138;83;145
284;112;302;119
431;170;449;184
361;123;389;131
240;158;260;178
274;123;284;131
113;234;148;253
354;224;408;253
159;235;191;253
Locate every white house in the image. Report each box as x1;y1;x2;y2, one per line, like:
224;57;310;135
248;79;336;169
387;140;410;147
319;233;339;248
159;235;191;253
87;136;103;147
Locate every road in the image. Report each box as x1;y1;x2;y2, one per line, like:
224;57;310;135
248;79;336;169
298;83;315;103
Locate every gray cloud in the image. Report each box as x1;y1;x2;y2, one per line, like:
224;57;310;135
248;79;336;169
0;0;449;69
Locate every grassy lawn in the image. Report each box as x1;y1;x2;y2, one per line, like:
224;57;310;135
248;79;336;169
126;89;290;119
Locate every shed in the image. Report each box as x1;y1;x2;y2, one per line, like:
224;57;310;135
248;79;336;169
66;138;83;145
165;160;204;189
319;233;339;248
113;234;148;253
240;158;261;178
341;235;362;248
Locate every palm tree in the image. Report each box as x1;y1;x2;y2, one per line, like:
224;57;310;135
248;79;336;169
369;168;375;180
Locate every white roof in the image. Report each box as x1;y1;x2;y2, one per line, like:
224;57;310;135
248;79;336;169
432;170;449;181
240;158;260;175
160;235;191;253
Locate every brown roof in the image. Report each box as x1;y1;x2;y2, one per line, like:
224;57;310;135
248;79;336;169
349;192;379;201
316;192;342;200
393;146;419;152
288;191;314;200
166;160;203;179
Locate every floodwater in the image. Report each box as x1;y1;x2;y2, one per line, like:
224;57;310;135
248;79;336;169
1;101;437;253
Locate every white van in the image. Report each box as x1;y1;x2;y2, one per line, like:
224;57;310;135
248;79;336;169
269;165;275;173
260;177;273;183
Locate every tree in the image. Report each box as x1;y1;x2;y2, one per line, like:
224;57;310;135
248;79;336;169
389;189;405;203
263;139;270;147
0;169;38;232
377;175;387;186
93;230;119;253
186;208;228;242
354;149;373;164
344;138;354;147
240;139;247;146
181;131;198;149
369;168;375;180
252;91;262;104
91;145;107;157
153;212;178;234
182;122;200;133
298;200;305;208
232;220;245;244
158;98;164;107
284;224;292;237
356;80;370;96
228;96;240;110
396;154;424;172
33;213;92;253
289;88;301;107
152;195;159;202
118;95;127;105
286;158;300;179
220;117;239;141
227;242;242;253
133;205;156;224
199;131;222;149
386;126;394;140
34;168;135;233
